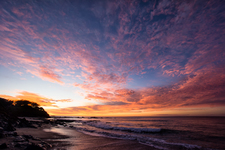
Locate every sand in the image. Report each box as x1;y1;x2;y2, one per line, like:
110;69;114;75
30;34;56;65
14;125;157;150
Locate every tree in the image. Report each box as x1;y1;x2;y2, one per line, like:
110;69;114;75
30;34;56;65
0;98;14;115
0;98;50;118
14;100;49;117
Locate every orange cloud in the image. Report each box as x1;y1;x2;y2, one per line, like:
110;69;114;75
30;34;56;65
47;104;136;116
0;91;71;107
1;0;225;117
75;66;225;116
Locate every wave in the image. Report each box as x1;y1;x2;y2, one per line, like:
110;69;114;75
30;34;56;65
70;125;203;150
56;118;183;134
83;121;162;133
127;119;169;122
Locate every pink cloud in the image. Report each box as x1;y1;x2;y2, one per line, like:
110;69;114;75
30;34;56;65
83;65;225;111
39;66;63;84
1;0;224;116
74;82;100;91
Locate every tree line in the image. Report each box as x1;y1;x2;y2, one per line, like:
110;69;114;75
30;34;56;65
0;97;49;118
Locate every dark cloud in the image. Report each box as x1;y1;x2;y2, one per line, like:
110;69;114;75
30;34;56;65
104;101;128;106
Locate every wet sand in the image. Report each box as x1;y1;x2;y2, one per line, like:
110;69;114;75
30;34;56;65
16;125;157;150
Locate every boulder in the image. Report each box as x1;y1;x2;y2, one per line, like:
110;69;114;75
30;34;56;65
4;122;15;131
0;127;4;138
17;118;36;128
24;143;45;150
13;136;26;142
22;135;34;140
0;143;7;149
41;141;52;148
3;131;17;137
14;141;30;148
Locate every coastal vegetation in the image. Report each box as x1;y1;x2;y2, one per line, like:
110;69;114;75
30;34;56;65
0;97;49;118
0;98;56;149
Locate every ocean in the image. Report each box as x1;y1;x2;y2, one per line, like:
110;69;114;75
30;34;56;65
52;116;225;150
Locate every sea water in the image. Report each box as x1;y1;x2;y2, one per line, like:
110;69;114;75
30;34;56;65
53;116;225;150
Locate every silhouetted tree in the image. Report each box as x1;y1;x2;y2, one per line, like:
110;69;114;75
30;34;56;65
14;100;49;117
0;98;49;118
0;98;14;115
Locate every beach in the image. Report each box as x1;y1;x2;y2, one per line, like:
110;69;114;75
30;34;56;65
1;0;225;149
0;118;154;150
1;116;225;150
45;126;159;150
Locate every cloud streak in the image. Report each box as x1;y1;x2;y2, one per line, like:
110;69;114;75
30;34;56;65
0;91;71;107
39;66;63;84
0;0;224;115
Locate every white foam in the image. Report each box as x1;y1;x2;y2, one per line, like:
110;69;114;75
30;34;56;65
139;141;168;150
70;125;202;150
85;121;161;133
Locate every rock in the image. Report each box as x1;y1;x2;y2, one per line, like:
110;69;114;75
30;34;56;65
14;143;21;148
24;143;45;150
3;131;17;136
0;127;4;138
14;141;30;148
41;141;52;148
13;131;17;136
5;122;15;131
0;121;7;129
43;120;50;124
32;137;41;141
0;143;7;149
13;136;26;142
17;118;36;128
23;135;34;140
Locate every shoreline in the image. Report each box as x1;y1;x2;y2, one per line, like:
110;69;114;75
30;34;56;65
0;117;157;150
42;126;158;150
2;116;223;149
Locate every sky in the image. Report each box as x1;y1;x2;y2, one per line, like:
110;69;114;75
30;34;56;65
0;0;225;116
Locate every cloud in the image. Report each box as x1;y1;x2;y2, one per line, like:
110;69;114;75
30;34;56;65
0;0;224;116
1;0;224;86
39;66;63;84
104;101;128;106
0;91;72;107
0;91;53;106
46;104;135;116
85;94;109;101
139;67;225;108
45;63;225;116
76;65;225;115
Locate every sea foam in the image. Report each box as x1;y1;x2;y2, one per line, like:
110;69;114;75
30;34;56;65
84;121;162;133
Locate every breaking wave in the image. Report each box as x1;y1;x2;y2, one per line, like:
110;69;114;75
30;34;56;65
83;121;162;133
70;125;203;150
